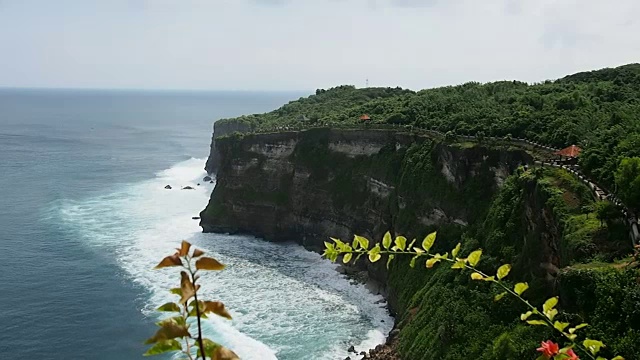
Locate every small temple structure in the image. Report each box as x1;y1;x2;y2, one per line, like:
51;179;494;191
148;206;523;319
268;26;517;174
360;114;371;122
555;144;582;158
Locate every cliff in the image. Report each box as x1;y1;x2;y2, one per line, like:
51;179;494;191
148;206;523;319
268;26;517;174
200;128;638;359
201;128;530;249
205;119;253;174
200;128;532;305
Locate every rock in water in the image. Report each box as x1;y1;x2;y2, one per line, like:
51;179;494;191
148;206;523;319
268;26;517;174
192;216;200;220
164;185;172;189
348;346;356;353
182;186;195;190
197;183;201;186
203;175;212;182
210;180;214;184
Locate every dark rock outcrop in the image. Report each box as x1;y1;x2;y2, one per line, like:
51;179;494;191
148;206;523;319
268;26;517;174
164;185;172;189
182;186;195;190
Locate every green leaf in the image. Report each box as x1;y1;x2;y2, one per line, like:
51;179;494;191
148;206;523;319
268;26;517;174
544;308;558;321
543;297;558;312
342;253;353;264
514;282;529;295
426;258;440;268
355;235;370;250
612;356;625;360
520;311;533;321
331;237;345;247
368;244;381;263
407;238;416;250
422;231;437;252
382;231;392;250
196;257;225;271
554;321;570;332
571;323;589;332
409;255;418;268
526;320;548;326
144;339;182;356
196;338;220;358
468;250;482;267
394;236;407;251
156;302;180;312
386;254;395;269
494;292;507;301
413;247;424;254
451;243;461;258
169;288;181;295
496;264;511;280
470;272;483;280
451;261;465;269
583;339;604;355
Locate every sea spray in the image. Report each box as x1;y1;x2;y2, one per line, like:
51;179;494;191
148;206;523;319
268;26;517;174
57;158;392;359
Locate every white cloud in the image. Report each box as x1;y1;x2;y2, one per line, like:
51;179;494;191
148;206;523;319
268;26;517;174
0;0;638;90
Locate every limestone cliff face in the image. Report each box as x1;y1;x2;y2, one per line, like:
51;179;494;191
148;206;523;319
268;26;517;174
200;128;533;299
205;119;253;174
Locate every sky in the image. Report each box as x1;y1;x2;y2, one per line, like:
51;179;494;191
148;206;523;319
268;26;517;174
0;0;639;91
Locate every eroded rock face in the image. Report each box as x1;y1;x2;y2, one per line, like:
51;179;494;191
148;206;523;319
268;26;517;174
200;128;532;301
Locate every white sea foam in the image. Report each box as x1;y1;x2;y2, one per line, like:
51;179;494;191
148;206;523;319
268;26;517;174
57;158;393;359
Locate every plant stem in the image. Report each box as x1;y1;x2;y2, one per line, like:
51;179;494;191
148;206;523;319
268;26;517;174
186;257;206;360
191;278;206;360
182;305;194;360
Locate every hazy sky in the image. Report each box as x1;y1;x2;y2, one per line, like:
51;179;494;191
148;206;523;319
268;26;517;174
0;0;639;91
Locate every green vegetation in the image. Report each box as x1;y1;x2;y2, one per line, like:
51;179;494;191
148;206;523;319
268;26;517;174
146;241;239;360
615;157;640;209
218;63;640;209
206;64;640;358
324;232;625;360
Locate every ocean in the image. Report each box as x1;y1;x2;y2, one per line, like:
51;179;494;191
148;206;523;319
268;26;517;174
0;89;392;359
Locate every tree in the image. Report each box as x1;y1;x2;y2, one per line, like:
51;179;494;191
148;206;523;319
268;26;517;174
595;201;619;227
615;157;640;210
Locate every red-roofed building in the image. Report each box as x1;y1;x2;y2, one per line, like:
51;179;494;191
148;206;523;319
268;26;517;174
555;145;582;158
360;114;371;121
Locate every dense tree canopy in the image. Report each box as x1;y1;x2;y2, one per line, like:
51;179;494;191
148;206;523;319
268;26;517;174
220;64;640;209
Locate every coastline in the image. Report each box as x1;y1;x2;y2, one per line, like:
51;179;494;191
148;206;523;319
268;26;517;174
335;263;400;359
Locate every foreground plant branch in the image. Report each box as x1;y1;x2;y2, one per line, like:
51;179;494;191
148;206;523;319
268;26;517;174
323;232;624;360
144;240;239;360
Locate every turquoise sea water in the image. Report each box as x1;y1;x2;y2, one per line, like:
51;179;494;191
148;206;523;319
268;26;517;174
0;89;392;359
